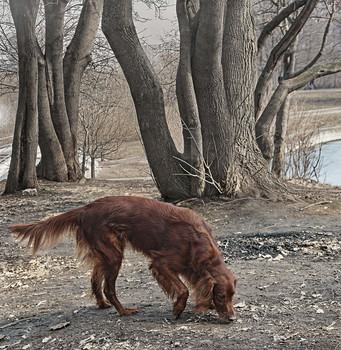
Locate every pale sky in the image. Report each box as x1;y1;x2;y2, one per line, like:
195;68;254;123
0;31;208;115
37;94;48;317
133;1;177;44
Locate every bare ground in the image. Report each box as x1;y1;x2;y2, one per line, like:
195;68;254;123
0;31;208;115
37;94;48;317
0;177;340;350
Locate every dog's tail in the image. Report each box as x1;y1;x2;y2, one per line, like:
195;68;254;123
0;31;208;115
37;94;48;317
9;207;84;255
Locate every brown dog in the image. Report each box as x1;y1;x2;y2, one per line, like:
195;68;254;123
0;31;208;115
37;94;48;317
9;196;237;321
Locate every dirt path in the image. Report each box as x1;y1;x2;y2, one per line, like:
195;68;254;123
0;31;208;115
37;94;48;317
0;180;340;349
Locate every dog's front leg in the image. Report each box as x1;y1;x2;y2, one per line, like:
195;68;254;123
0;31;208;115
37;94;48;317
150;263;189;319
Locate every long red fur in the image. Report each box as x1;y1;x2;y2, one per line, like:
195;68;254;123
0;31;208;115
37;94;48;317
9;196;237;321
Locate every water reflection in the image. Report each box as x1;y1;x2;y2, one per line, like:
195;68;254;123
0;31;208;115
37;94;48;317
319;140;341;186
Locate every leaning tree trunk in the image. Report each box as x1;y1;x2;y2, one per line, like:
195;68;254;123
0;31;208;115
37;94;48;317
63;0;104;158
102;0;191;199
254;0;318;120
256;62;341;162
4;0;39;194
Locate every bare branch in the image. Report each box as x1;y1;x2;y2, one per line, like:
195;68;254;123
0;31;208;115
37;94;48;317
289;0;336;78
255;0;319;120
258;0;307;51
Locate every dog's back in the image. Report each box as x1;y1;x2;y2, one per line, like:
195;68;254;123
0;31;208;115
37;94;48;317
77;196;218;261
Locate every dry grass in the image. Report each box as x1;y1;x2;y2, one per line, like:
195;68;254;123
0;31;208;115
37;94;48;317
293;89;341;109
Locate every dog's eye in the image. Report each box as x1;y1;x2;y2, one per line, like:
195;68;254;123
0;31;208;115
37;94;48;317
217;295;226;302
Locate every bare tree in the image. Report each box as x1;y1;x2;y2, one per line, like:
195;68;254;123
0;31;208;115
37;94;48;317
255;0;341;165
4;0;104;193
4;0;39;193
79;70;133;178
284;102;325;181
102;0;284;199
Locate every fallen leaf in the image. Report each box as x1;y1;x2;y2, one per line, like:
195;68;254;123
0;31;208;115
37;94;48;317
50;321;70;331
79;334;96;345
272;254;284;261
234;301;246;308
42;336;52;343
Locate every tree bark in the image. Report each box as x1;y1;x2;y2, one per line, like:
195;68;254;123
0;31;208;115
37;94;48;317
4;0;39;194
91;156;95;179
176;0;205;197
192;0;230;196
102;0;190;199
257;0;307;51
222;0;283;198
272;95;289;178
63;0;104;153
272;36;298;177
44;0;83;181
37;51;68;181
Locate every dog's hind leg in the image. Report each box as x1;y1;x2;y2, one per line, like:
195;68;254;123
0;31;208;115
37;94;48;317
91;263;111;309
102;259;137;316
150;263;189;319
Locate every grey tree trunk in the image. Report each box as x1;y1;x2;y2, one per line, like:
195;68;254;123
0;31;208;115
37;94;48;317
272;96;289;178
254;0;318;120
91;157;96;179
176;0;205;197
272;37;297;178
4;0;39;194
256;62;341;162
63;0;104;155
44;0;83;181
222;0;282;197
191;0;230;196
37;53;68;182
101;0;286;199
102;0;190;199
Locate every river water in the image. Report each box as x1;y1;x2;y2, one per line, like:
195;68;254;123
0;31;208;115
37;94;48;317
319;140;341;186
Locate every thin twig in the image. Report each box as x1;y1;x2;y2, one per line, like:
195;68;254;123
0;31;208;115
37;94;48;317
300;200;332;211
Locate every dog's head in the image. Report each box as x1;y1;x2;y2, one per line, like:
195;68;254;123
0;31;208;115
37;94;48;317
213;268;237;322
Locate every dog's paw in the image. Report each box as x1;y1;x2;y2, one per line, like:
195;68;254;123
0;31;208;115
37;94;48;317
97;300;112;309
119;307;138;316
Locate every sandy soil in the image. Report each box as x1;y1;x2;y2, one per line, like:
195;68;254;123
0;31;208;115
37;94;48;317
0;178;340;350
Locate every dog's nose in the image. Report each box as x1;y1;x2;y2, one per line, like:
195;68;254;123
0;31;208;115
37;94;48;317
228;315;236;322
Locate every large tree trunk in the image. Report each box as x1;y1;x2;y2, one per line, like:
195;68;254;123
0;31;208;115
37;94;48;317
44;0;83;181
192;0;230;196
37;52;68;181
101;0;286;199
4;0;39;194
222;0;282;197
176;0;205;197
102;0;190;199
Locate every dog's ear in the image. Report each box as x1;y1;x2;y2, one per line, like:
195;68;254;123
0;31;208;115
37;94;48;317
194;273;215;312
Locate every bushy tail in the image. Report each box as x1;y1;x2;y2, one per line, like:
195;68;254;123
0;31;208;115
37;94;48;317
9;207;84;255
